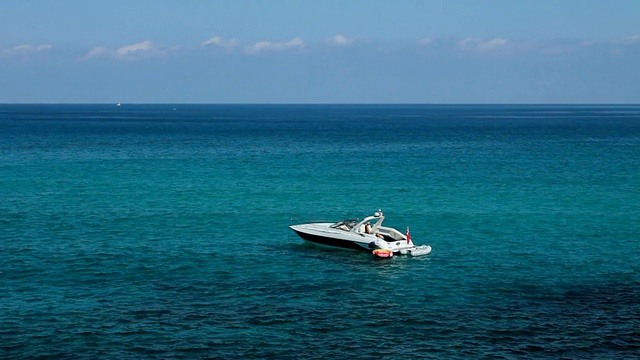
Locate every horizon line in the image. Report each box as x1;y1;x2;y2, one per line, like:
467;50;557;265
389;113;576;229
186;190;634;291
1;102;639;106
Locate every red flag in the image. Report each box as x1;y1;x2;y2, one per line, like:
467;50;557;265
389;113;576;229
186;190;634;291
406;226;411;244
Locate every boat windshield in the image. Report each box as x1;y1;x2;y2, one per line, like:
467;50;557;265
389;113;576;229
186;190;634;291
329;219;359;231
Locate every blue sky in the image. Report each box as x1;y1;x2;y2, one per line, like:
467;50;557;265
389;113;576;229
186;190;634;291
1;0;639;103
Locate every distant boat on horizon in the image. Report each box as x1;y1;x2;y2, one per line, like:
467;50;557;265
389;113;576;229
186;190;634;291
116;102;121;107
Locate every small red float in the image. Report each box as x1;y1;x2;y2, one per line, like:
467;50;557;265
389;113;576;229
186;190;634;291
372;249;393;258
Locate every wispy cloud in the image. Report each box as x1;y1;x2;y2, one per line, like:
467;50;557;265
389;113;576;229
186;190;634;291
2;43;53;56
116;41;157;59
83;41;165;61
417;38;435;46
13;33;632;64
480;38;507;50
457;37;508;51
244;37;304;53
85;46;110;59
201;36;238;49
328;34;354;46
616;34;640;45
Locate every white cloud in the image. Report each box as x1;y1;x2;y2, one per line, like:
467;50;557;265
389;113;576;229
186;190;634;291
617;34;640;44
14;45;33;51
201;36;237;49
3;43;53;55
0;44;53;57
246;41;271;53
85;46;110;59
479;38;507;50
244;37;304;53
458;37;508;51
202;36;223;46
457;37;478;50
82;41;164;61
288;37;304;46
116;40;154;58
329;34;354;46
417;38;434;46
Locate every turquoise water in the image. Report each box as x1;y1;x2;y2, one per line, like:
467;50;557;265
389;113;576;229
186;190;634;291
1;104;639;359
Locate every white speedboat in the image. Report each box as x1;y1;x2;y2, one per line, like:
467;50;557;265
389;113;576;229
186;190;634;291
289;210;432;257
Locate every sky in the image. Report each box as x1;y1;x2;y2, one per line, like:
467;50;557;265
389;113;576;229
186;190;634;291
1;0;639;103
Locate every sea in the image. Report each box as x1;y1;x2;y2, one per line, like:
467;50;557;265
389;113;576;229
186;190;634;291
1;104;638;359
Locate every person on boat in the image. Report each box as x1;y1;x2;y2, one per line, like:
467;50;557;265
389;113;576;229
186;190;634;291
365;222;385;239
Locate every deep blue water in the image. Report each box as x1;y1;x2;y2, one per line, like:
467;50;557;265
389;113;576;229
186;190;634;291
1;104;639;359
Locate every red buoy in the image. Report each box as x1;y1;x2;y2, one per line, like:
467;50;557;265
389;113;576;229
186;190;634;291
372;249;393;258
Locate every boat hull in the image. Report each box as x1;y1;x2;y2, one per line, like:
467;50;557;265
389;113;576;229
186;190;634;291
290;226;373;252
